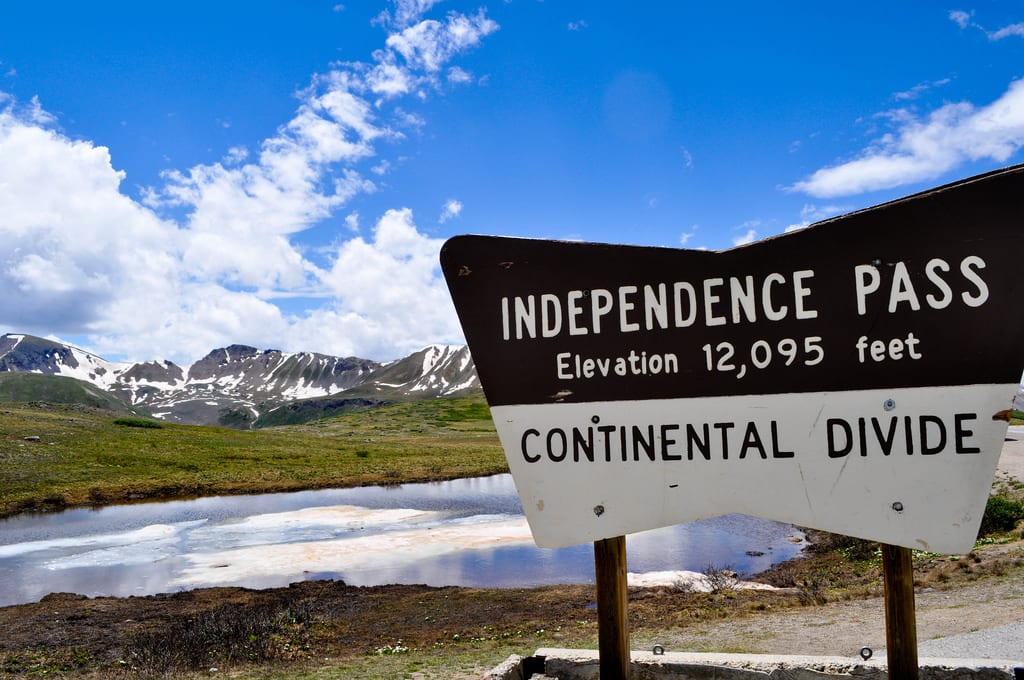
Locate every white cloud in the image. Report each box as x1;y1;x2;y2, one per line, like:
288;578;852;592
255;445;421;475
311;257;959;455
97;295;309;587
150;81;388;280
224;145;248;164
365;58;414;98
386;9;499;73
0;2;498;364
393;107;426;129
679;226;698;246
439;198;463;223
990;22;1024;40
893;78;950;101
447;66;473;84
568;20;588;31
308;208;461;358
681;147;693;168
949;10;972;29
790;78;1024;198
949;10;1024;41
345;211;360;232
0;101;183;351
784;203;849;233
389;0;444;29
732;230;757;246
731;221;760;246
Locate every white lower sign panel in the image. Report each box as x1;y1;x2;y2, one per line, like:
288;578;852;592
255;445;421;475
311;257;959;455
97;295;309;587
493;384;1013;553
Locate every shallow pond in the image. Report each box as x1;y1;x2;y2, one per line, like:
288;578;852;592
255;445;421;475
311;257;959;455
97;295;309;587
0;474;804;606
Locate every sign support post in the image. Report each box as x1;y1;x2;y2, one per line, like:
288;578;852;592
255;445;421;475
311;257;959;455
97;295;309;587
594;535;631;680
882;543;918;680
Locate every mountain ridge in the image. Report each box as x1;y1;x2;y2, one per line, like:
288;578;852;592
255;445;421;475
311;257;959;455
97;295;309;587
0;333;480;428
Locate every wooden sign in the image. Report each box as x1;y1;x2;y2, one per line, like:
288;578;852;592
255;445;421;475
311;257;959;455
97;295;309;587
441;165;1024;554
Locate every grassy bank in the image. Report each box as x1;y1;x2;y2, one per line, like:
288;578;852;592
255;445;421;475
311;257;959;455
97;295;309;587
0;396;507;519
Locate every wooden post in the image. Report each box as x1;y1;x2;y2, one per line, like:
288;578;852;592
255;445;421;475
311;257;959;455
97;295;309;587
594;535;631;680
882;543;919;680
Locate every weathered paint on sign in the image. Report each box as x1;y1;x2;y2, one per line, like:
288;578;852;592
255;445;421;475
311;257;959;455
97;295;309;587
441;165;1024;553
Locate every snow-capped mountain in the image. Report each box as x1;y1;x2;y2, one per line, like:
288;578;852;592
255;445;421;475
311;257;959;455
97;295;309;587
0;334;480;427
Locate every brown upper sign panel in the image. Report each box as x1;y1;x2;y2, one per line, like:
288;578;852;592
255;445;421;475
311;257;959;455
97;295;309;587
441;165;1024;408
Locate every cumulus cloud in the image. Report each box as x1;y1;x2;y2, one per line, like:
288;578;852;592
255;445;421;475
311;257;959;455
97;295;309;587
0;103;179;336
790;78;1024;198
0;3;498;363
303;208;460;358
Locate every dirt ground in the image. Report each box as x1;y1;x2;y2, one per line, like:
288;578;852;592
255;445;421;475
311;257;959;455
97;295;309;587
0;444;1021;678
634;542;1024;658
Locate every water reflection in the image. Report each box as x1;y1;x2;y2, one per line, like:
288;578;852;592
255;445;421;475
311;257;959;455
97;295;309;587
0;474;804;606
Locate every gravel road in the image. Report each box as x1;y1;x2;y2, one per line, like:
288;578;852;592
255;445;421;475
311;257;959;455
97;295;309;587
915;622;1024;662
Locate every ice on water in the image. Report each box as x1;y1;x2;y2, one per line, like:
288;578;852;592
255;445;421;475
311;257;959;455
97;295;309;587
0;504;532;591
173;512;533;586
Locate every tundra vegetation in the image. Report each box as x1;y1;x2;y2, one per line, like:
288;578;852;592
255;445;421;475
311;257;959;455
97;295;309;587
0;396;1022;678
0;396;505;519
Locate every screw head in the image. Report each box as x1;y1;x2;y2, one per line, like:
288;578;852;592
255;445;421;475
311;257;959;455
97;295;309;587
593;504;605;517
883;399;896;411
892;501;904;512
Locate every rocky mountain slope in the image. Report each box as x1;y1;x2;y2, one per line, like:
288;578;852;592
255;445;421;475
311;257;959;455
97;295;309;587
0;334;479;427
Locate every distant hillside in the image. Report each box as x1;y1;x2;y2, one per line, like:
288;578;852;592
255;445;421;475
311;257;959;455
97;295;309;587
0;373;139;414
254;396;390;428
0;334;481;428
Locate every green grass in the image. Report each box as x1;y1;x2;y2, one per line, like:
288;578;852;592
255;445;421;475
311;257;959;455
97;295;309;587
0;373;135;413
0;395;507;518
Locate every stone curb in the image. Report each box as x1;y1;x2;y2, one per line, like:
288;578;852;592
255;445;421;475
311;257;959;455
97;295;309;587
484;648;1023;680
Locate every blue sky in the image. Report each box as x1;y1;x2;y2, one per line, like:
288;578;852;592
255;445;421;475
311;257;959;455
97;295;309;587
2;1;1024;364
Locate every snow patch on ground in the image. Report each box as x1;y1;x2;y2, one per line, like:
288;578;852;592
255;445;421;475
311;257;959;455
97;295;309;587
627;570;778;591
171;512;532;587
